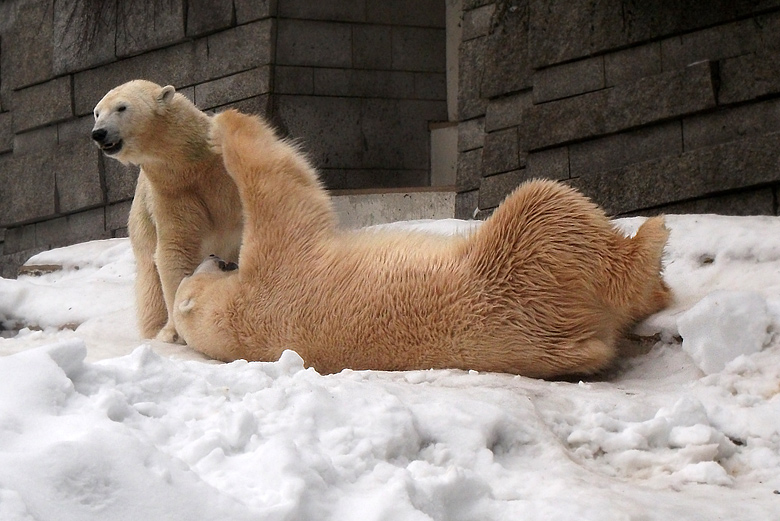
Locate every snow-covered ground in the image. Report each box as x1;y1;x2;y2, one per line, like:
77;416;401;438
0;215;779;520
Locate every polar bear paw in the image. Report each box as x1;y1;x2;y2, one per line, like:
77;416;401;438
155;322;184;344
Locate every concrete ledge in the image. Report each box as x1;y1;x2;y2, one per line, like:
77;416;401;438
331;188;456;228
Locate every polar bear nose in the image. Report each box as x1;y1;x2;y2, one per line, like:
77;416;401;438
91;128;108;143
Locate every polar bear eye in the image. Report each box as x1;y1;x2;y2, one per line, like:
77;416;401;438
94;111;99;119
117;105;127;113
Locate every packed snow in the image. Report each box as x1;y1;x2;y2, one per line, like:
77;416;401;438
0;215;779;520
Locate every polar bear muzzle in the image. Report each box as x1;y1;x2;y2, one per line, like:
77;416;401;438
91;128;124;155
194;254;238;275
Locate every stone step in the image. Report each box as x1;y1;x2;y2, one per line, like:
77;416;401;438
330;186;457;229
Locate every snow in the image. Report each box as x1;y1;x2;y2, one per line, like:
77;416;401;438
1;215;779;520
678;290;771;375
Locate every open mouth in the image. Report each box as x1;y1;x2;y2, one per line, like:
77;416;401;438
100;140;123;155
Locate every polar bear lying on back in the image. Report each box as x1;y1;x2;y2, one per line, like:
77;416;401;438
173;109;671;378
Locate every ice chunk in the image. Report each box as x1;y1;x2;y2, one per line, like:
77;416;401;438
677;290;770;375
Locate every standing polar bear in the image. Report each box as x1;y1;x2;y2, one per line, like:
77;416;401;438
173;109;672;378
91;80;242;342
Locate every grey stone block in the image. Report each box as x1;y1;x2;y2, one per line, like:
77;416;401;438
275;95;362;169
313;69;415;99
479;169;525;209
484;90;531;132
528;0;622;68
187;0;233;37
116;0;185;57
458;117;485;152
319;170;347;190
572;154;697;215
391;27;446;72
0;153;56;226
195;67;271;109
57;115;94;145
367;0;445;27
660;17;759;71
178;87;195;104
274;66;315;95
414;73;447;100
105;160;139;203
55;143;104;214
361;99;446;170
3;0;54;90
13;77;72;132
455;189;479;219
533;56;605;104
622;2;730;48
13;126;58;156
573;131;780;215
523;89;609;151
684;98;780;151
1;248;47;279
480;1;532;98
73;40;210;116
605;60;716;132
458;37;488;120
696;132;780;191
528;0;763;69
353;25;392;69
464;0;495;9
462;4;496;41
215;95;272;117
35;208;108;249
279;0;365;21
526;147;570;181
340;169;429;189
719;50;780;104
630;188;775;217
525;61;716;150
53;0;116;74
0;112;11;153
106;200;132;232
569;121;682;178
482;127;520;175
235;0;275;23
207;20;274;77
277;19;351;67
3;224;35;255
757;10;780;47
605;43;661;86
457;148;483;191
112;227;129;239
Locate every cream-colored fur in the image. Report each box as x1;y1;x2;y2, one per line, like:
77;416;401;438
92;80;242;342
173;109;671;378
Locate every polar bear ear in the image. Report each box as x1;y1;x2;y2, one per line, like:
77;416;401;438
178;298;196;314
158;85;176;104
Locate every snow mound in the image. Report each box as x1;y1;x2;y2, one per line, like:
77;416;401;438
678;290;772;374
2;215;780;519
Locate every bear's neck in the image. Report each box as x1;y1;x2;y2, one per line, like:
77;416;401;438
139;108;216;190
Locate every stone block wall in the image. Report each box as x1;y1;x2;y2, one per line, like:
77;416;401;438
456;0;780;219
272;0;448;190
0;0;448;277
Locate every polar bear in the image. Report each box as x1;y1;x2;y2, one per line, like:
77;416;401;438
173;109;671;378
91;80;242;342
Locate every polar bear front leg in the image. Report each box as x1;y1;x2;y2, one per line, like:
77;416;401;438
136;253;168;338
153;240;200;344
128;190;167;338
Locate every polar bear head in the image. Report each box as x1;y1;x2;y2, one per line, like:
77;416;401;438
91;79;177;165
173;255;240;355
